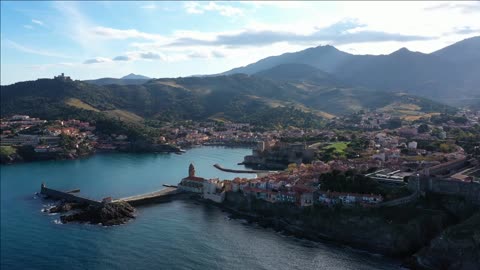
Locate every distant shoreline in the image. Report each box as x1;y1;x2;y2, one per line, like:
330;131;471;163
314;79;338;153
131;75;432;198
0;144;253;166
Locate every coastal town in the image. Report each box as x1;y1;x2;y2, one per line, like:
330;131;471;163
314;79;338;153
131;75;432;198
2;108;479;165
3;108;479;173
3;2;480;270
9;103;477;266
3;108;480;213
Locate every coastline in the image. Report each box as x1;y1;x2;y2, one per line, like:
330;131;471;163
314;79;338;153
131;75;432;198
1;140;259;166
198;192;479;269
36;181;479;269
0;143;184;165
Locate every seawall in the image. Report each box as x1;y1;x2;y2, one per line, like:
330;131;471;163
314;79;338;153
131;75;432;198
40;185;103;207
213;163;273;174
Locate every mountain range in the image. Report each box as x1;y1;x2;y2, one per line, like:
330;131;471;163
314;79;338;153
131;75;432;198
223;36;480;107
85;73;151;86
1;36;477;128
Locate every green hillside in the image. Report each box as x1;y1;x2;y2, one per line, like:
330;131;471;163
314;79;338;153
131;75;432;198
1;74;453;129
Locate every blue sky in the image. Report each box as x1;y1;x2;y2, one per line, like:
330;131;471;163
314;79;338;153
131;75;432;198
1;1;479;85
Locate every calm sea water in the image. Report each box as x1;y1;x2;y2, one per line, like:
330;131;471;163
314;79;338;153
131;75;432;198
0;146;402;270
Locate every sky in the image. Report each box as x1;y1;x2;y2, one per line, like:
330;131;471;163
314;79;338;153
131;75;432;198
1;1;480;85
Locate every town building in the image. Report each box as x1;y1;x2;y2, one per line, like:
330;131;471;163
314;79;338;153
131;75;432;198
178;163;205;193
203;178;225;203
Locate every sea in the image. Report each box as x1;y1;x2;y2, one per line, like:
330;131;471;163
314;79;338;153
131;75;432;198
0;146;403;270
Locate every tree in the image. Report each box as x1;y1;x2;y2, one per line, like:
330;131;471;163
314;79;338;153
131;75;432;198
417;124;430;133
385;118;402;129
0;146;16;158
439;143;455;153
287;163;297;172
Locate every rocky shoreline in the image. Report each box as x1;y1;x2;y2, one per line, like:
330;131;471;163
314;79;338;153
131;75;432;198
213;192;480;269
41;192;479;269
413;212;480;270
44;201;136;226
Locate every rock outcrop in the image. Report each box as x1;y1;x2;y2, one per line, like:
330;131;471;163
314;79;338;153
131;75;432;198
59;201;135;226
221;192;479;257
414;211;480;270
49;202;84;213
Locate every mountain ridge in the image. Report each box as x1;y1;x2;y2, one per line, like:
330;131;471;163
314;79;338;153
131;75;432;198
1;74;453;129
220;36;480;106
121;73;151;80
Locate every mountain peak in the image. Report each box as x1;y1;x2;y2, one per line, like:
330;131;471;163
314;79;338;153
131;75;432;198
391;47;411;54
121;73;150;80
314;44;338;50
432;35;480;61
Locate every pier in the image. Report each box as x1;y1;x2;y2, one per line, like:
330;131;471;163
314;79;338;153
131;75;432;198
41;183;103;207
114;186;179;206
40;183;180;207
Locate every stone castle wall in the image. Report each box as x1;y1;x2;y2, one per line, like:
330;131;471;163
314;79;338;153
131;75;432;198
431;178;480;205
409;176;480;205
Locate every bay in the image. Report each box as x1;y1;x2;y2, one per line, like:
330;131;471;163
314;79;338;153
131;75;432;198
0;146;401;270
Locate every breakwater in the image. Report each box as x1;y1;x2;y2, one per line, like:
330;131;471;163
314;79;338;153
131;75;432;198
40;183;103;207
213;163;275;174
40;182;181;208
115;187;180;207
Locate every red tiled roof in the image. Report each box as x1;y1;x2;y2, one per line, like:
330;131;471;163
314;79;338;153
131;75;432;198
183;176;206;182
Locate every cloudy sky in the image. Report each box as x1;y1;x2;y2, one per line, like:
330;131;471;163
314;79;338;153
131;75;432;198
1;1;479;84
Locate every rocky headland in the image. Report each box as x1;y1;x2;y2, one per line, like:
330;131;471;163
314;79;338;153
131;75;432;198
46;201;135;226
413;212;480;270
219;192;479;268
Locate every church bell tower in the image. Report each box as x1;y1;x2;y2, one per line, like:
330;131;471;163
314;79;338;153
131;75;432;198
189;163;195;178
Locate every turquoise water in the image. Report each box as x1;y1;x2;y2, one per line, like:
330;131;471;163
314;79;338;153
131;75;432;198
1;146;401;270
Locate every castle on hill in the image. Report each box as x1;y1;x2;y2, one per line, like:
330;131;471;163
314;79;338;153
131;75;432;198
54;73;72;82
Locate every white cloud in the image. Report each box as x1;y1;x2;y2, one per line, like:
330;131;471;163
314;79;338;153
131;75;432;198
184;2;204;14
113;55;133;61
187;49;227;59
424;2;480;14
139;51;163;60
52;1;103;54
92;26;165;41
4;39;73;59
6;1;480;84
83;57;112;64
184;2;243;17
31;19;44;26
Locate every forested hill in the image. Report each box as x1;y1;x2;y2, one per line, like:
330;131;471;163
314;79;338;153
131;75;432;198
1;74;453;128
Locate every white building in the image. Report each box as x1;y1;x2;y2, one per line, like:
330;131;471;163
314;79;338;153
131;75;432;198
408;141;418;149
203;178;225;203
